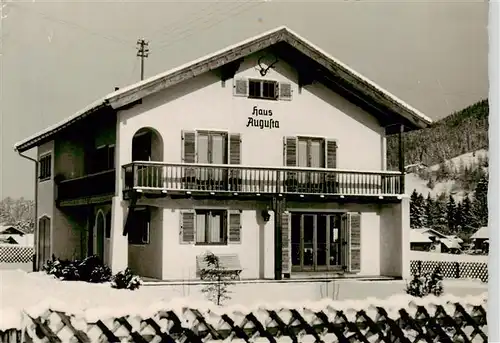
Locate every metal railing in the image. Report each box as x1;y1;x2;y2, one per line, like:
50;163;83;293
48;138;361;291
122;162;403;196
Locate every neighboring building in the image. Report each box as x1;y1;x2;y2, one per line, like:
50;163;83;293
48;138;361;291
471;226;488;251
409;229;433;251
0;225;34;246
410;228;463;253
14;27;432;281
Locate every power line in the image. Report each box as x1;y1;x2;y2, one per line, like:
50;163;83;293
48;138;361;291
155;1;262;51
9;3;135;48
136;39;150;81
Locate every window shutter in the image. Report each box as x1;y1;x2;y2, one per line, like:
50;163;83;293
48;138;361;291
233;79;249;97
281;211;291;275
181;130;196;163
228;133;241;165
279;82;292;101
228;133;242;192
284;137;297;166
325;140;338;169
348;212;361;273
179;210;195;244
228;210;242;244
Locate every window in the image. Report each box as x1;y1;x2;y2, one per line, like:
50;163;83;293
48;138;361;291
127;208;150;244
195;210;227;245
297;137;326;168
249;79;278;100
39;154;52;181
92;145;115;173
197;131;228;164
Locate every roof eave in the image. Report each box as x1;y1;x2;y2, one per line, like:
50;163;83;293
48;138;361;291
14;101;111;153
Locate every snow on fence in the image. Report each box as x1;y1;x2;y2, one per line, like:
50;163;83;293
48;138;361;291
410;259;488;282
0;293;488;342
0;245;34;263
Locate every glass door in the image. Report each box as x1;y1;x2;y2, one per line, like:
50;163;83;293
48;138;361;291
290;212;343;272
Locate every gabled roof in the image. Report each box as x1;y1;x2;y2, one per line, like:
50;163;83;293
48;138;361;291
410;229;433;243
14;26;433;153
413;228;448;239
471;226;488;240
0;225;26;235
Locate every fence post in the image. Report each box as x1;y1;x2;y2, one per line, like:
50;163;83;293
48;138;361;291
454;262;460;279
417;260;422;274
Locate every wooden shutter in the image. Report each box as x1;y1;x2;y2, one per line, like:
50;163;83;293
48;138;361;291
284;137;297;166
325;140;338;169
281;211;291;275
279;82;292;101
228;134;241;164
233;79;249;97
179;210;195;244
228;210;242;244
348;212;361;273
181;130;196;163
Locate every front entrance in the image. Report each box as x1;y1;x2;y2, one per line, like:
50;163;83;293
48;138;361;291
291;212;345;272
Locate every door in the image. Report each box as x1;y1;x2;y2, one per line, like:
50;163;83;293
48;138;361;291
197;131;228;189
94;211;105;261
37;217;51;270
297;137;325;191
291;212;343;272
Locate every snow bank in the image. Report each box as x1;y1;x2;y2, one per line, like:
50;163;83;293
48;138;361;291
0;270;488;331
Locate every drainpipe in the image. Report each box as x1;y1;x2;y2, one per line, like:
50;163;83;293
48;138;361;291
17;150;38;271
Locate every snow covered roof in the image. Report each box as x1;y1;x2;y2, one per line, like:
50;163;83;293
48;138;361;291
441;238;461;249
0;225;23;235
471;226;488;240
14;26;432;153
410;230;433;243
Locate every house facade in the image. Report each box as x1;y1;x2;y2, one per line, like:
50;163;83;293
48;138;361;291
15;27;431;281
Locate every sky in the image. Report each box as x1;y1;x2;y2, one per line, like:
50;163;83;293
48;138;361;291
0;0;489;200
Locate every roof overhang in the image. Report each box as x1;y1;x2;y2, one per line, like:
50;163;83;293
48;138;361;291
14;26;432;153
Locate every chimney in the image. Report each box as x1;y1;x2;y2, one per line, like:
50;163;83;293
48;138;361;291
115;87;120;91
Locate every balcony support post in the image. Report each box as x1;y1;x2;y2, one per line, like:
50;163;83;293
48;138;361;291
272;196;284;280
398;124;405;193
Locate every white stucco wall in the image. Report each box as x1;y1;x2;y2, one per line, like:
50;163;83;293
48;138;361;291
117;51;385;172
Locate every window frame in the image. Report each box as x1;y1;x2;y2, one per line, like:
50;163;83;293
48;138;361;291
248;79;279;100
127;207;151;245
194;209;228;246
297;136;326;168
196;130;229;164
38;153;52;181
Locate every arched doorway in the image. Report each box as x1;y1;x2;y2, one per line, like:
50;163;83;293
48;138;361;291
94;210;105;261
131;127;164;188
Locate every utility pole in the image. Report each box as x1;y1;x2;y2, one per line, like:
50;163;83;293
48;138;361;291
136;39;150;81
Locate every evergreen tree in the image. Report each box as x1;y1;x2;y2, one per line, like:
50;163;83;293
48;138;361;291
461;195;477;234
455;202;464;232
473;173;488;227
446;195;457;233
410;190;425;229
424;193;434;228
432;193;448;233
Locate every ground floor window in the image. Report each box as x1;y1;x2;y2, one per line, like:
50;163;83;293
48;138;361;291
128;208;150;245
195;210;227;245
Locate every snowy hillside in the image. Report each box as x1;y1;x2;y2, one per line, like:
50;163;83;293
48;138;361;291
405;149;488;200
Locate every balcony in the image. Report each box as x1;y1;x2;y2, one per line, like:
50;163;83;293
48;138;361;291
122;162;404;200
56;169;116;205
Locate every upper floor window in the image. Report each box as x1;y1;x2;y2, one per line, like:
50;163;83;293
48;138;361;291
182;130;241;165
92;145;115;173
39;154;52;181
284;136;338;169
234;78;292;101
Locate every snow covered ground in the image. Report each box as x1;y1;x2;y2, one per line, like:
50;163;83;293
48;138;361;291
0;269;488;331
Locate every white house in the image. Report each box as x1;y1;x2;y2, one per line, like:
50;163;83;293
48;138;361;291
14;27;432;281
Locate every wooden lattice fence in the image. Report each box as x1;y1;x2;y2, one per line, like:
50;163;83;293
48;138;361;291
0;245;34;263
0;294;488;342
410;260;488;282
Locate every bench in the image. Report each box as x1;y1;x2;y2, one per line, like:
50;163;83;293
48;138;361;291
196;253;242;280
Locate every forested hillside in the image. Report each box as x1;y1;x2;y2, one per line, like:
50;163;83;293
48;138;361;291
389;99;490;238
387;99;488;169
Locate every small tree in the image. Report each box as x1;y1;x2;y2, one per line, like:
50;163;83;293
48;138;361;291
200;252;235;306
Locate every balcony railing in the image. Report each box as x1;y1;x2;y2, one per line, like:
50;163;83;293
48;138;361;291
122;162;403;197
57;169;116;202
